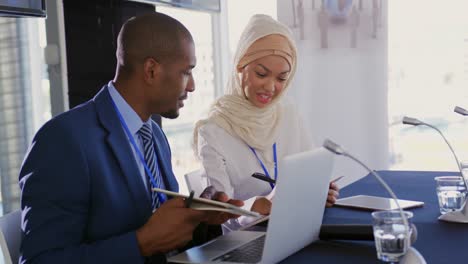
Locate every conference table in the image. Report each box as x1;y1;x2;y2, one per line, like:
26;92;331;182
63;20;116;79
281;170;468;263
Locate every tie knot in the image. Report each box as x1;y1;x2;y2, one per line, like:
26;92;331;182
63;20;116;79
139;123;153;141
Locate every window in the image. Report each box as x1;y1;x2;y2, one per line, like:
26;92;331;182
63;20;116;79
157;6;216;193
388;0;468;171
226;0;276;56
0;17;50;215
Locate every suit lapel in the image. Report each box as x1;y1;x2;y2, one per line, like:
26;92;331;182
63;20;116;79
94;87;152;219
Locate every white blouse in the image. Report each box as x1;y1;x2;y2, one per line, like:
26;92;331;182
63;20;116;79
197;100;316;230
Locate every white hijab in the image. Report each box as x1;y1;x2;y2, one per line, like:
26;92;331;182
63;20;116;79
194;14;297;165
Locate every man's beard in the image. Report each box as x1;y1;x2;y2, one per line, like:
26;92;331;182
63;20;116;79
161;109;179;119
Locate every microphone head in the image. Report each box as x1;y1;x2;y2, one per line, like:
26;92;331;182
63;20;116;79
454;106;468;116
402;116;422;126
323;139;345;155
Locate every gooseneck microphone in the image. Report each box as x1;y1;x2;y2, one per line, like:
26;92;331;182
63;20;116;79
322;139;411;245
402;116;467;188
454;106;468;116
402;116;468;224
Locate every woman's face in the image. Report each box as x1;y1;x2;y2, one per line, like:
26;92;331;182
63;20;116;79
239;55;291;108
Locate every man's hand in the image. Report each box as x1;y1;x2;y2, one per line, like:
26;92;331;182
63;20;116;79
326;181;340;207
199;186;244;225
135;198;206;256
251;197;272;215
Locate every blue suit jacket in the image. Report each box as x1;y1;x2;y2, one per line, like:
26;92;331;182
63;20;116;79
19;86;178;263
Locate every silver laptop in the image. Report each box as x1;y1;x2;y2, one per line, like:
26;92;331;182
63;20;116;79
169;147;334;264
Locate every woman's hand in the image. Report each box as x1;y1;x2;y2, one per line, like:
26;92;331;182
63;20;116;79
251;197;272;215
326;181;340;207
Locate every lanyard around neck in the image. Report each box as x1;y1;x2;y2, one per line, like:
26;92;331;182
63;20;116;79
110;97;166;204
249;143;277;189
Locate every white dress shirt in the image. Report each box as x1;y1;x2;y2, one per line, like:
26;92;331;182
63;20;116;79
197;100;316;230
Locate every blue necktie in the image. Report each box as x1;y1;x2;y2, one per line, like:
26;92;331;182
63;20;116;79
138;123;162;210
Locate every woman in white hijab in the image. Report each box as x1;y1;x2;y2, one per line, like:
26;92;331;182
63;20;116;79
193;14;339;230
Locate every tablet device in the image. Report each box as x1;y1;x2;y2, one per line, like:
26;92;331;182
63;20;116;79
152;188;261;217
335;195;424;211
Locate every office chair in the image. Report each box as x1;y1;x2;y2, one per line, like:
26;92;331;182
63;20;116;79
184;169;208;196
0;209;21;264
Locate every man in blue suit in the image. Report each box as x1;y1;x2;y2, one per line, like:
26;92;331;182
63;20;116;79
18;12;241;263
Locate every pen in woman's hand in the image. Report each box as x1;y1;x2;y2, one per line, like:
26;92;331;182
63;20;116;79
253;173;343;184
185;190;195;208
251;172;276;184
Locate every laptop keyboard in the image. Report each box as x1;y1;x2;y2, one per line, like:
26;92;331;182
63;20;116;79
213;235;266;263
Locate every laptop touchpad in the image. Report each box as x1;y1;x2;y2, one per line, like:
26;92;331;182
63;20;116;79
201;239;245;252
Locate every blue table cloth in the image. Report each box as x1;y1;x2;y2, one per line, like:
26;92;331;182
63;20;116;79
282;170;467;264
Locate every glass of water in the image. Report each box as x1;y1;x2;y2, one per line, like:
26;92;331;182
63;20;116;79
434;176;466;214
372;210;413;263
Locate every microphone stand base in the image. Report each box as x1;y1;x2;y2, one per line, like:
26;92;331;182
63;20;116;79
438;201;468;223
438;212;468;223
400;247;427;264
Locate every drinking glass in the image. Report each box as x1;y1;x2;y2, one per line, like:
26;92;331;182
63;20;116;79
372;210;413;263
434;176;466;214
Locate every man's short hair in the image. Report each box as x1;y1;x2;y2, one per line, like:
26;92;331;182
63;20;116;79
116;12;192;73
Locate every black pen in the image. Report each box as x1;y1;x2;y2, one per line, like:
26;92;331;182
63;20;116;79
251;172;276;184
185;190;195;208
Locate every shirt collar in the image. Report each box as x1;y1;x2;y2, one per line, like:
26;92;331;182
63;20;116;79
107;81;151;136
